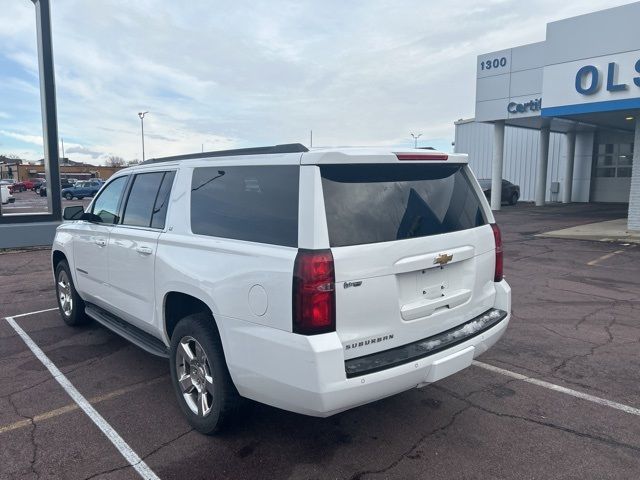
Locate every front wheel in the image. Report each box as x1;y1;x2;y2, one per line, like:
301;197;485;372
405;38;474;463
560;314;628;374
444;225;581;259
509;192;519;205
55;260;89;326
169;313;240;434
64;192;73;200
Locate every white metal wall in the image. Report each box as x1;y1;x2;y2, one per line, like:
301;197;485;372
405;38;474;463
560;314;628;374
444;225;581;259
454;120;567;202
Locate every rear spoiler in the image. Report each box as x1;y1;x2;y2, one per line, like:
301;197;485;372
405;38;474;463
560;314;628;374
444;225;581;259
301;149;467;165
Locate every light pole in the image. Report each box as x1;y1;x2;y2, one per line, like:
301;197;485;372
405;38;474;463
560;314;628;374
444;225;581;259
410;133;422;149
138;111;148;161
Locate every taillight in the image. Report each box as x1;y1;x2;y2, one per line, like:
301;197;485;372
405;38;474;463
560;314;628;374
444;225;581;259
292;249;336;335
491;223;503;282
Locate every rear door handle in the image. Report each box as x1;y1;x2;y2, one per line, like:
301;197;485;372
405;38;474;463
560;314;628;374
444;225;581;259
95;238;107;247
136;246;153;256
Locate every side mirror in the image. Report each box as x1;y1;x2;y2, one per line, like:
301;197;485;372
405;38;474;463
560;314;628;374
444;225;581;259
79;212;103;223
63;205;84;220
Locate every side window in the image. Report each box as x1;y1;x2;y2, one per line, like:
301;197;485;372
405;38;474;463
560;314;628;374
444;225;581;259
121;172;166;228
151;171;176;229
190;165;299;247
91;176;128;224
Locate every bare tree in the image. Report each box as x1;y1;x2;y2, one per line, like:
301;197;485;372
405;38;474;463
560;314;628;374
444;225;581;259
127;159;141;166
0;154;23;164
106;155;125;167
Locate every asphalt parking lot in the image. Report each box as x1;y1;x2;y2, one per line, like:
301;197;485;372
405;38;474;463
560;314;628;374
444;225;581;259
1;202;639;480
1;190;90;215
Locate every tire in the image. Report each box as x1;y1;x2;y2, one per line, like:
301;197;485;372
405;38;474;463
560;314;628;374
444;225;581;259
509;192;519;205
64;192;73;200
169;313;240;434
54;260;90;326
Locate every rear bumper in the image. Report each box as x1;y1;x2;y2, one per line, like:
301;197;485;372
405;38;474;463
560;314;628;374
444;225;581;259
344;308;507;377
222;280;511;417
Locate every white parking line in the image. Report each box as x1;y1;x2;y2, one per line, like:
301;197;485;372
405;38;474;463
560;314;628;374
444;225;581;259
10;307;58;318
5;316;160;480
473;360;640;417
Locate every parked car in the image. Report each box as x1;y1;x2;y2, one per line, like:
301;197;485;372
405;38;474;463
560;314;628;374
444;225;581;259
478;179;520;205
17;179;36;191
61;179;75;189
30;178;44;191
7;180;25;192
52;144;510;435
0;179;17;194
60;179;103;200
1;184;15;204
40;179;80;197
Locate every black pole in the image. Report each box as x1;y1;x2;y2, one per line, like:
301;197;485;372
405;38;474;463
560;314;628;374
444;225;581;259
33;0;61;220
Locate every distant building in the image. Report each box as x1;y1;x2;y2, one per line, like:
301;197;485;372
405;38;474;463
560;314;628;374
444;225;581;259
456;2;640;231
0;161;20;180
15;163;125;181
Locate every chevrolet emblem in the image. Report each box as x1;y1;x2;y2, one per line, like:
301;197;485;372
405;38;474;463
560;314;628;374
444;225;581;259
434;253;453;266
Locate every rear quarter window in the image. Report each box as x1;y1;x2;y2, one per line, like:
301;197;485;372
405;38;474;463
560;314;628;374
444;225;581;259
190;165;299;247
321;163;487;247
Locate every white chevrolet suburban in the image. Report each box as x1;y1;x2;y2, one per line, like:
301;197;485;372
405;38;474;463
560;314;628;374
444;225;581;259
52;144;510;434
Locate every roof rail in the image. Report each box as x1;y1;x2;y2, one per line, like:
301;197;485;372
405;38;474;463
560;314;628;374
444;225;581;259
141;143;308;165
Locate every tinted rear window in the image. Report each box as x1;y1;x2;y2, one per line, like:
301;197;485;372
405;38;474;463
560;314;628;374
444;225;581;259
191;165;299;247
321;164;487;247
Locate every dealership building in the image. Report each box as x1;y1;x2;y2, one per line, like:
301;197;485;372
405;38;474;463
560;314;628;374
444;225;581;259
454;2;640;231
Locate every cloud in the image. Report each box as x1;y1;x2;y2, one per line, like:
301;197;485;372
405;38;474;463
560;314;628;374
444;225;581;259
0;0;633;162
65;145;103;158
0;130;43;146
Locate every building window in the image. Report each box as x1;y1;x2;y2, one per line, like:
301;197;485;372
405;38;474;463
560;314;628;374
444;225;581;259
594;139;634;178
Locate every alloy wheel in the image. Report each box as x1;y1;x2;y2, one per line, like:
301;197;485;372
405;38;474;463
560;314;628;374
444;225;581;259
176;336;215;417
57;270;73;317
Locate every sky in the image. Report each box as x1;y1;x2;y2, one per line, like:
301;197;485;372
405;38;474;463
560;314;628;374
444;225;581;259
0;0;635;165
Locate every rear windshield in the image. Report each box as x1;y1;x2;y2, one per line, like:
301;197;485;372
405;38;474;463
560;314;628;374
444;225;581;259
320;164;487;247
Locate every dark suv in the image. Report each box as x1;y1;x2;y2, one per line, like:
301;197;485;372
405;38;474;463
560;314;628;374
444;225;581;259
479;179;520;205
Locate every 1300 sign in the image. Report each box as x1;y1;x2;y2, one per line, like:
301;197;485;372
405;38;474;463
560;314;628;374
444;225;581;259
480;57;507;70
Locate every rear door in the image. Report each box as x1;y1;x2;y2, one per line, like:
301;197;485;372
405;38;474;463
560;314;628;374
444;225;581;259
106;170;176;333
319;162;497;359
